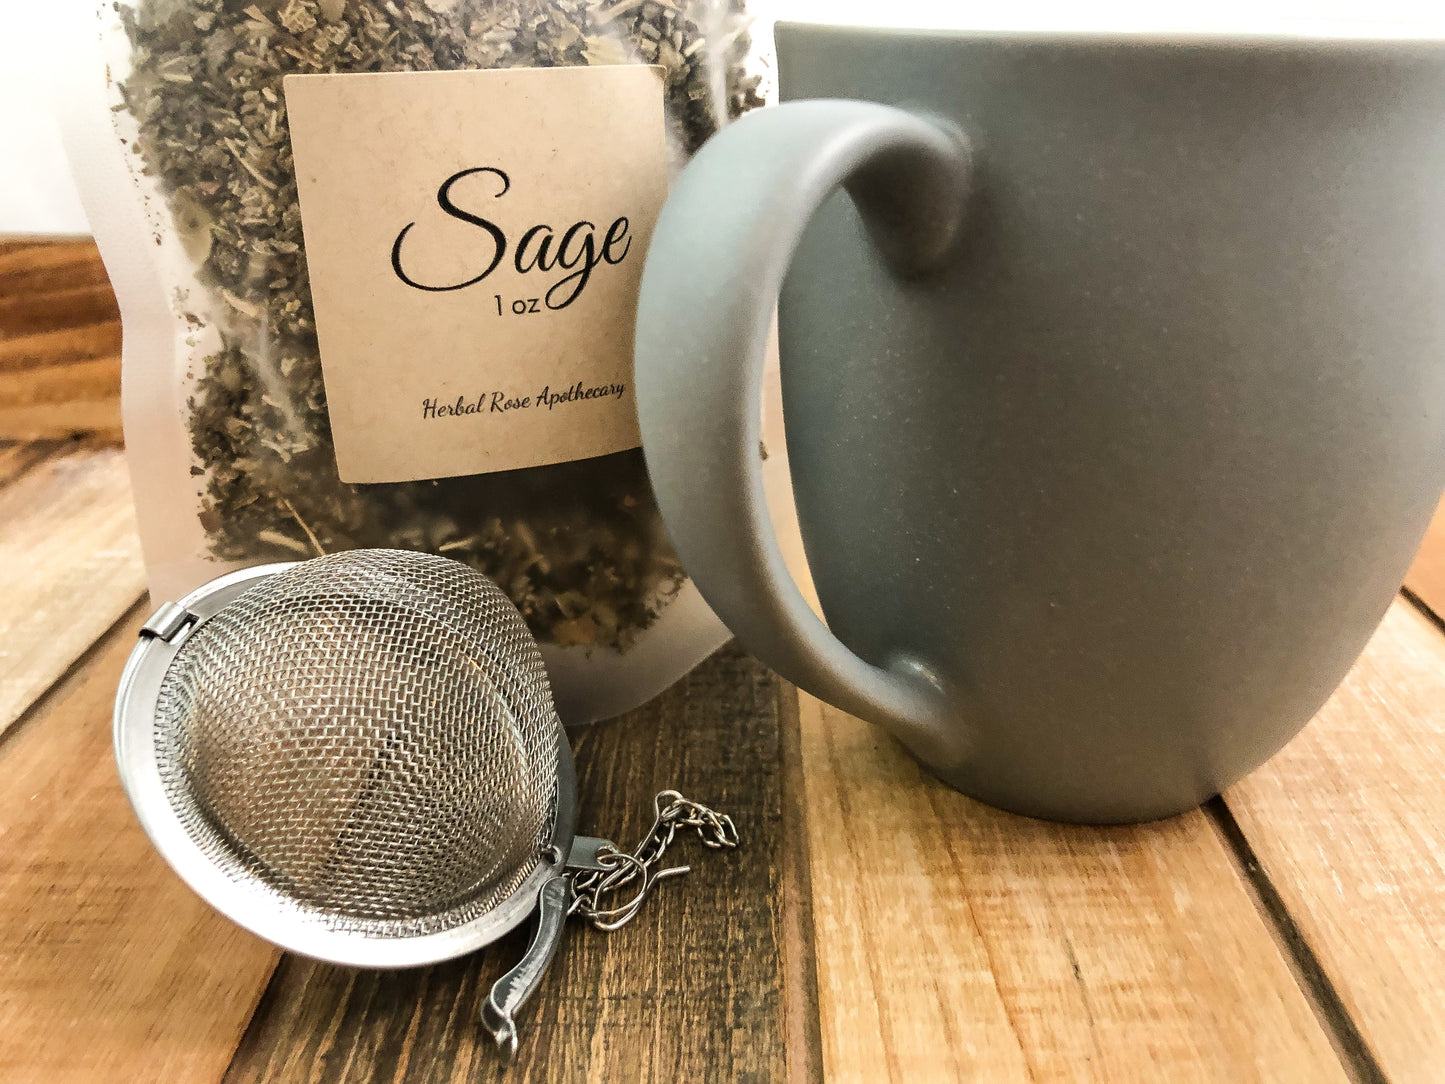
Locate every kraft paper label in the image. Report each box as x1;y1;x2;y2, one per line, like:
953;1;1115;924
284;66;667;483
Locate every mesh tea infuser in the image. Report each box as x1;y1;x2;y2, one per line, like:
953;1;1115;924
113;549;737;1057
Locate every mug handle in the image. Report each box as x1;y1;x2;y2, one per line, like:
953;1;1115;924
635;100;972;771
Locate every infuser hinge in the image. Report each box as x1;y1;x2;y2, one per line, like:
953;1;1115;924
141;601;197;645
564;835;616;873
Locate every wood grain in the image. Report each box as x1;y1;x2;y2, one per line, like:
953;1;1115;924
0;608;282;1084
796;692;1350;1083
0;443;146;737
0;397;124;442
0;322;122;362
1405;495;1445;622
0;281;119;338
0;240;122;440
0;240;112;297
224;644;815;1084
0;439;63;487
778;685;826;1084
1225;599;1445;1084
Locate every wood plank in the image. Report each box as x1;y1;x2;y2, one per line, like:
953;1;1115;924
0;239;122;440
796;691;1351;1083
0;398;124;443
224;644;814;1084
0;444;146;737
1225;598;1445;1084
0;322;122;371
0;282;120;339
1404;495;1445;622
0;608;282;1084
0;240;111;298
0;344;123;440
0;349;123;441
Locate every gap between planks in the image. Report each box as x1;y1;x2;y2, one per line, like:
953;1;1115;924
1402;495;1445;622
778;681;827;1084
1203;797;1388;1084
1222;596;1445;1084
1212;502;1445;1084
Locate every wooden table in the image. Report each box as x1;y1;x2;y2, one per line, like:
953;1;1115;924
3;239;1445;1083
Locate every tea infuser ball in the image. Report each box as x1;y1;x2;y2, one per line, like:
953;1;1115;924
113;549;738;1057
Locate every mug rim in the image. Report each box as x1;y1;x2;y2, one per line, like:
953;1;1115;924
774;20;1445;49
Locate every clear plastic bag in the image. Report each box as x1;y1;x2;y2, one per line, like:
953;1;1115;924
60;0;774;722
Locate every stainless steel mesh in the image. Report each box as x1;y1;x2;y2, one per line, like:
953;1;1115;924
152;550;560;938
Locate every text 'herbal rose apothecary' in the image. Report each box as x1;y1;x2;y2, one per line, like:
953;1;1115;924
61;0;771;722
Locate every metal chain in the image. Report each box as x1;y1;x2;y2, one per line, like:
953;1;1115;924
567;790;739;931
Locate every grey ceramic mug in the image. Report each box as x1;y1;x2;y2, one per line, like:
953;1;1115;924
634;24;1445;823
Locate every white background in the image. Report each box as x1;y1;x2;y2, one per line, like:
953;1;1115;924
4;0;1445;235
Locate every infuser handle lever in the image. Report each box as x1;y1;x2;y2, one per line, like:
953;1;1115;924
481;875;570;1060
